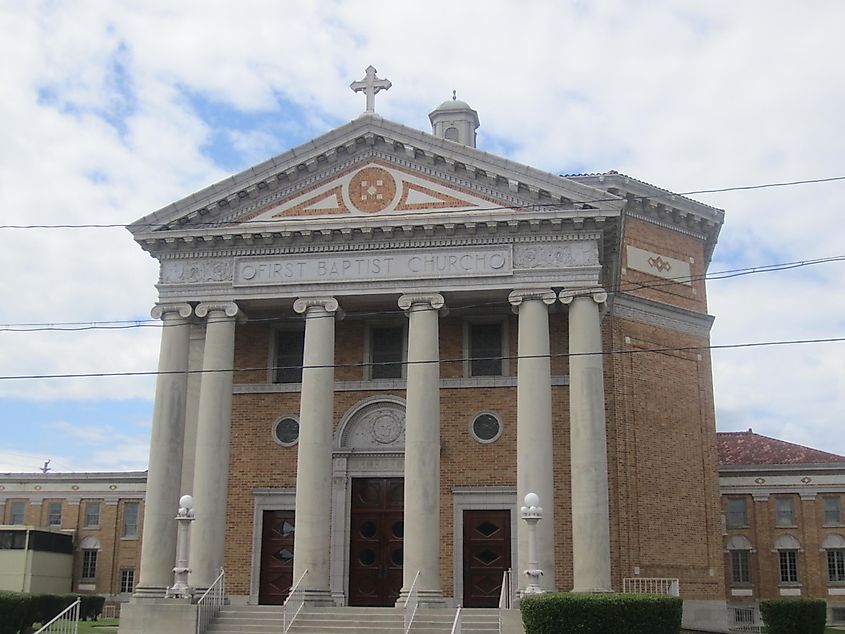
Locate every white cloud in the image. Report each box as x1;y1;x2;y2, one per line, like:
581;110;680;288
0;0;843;463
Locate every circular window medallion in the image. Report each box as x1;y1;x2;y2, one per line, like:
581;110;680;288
348;167;396;213
471;412;502;444
273;417;300;447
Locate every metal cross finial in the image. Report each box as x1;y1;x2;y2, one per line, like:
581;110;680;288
452;89;456;100
350;65;392;113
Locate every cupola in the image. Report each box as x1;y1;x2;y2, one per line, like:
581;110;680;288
429;91;480;148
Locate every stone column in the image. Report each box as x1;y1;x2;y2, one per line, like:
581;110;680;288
189;302;239;590
134;303;192;598
291;296;339;605
508;289;557;593
398;293;445;606
560;288;612;592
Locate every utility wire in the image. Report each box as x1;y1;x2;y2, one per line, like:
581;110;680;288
1;176;843;231
1;335;843;381
2;254;843;332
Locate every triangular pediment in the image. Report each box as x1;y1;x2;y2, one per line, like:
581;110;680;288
129;115;624;246
235;159;505;225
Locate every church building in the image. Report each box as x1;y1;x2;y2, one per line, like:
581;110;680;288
122;68;728;631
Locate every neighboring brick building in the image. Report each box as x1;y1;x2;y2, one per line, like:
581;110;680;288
719;430;845;628
0;472;145;599
119;70;729;632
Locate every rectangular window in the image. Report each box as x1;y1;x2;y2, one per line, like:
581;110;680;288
726;498;748;528
81;549;98;580
829;549;845;583
122;502;139;538
730;549;751;584
273;330;305;384
47;502;62;527
824;496;842;525
84;502;100;528
778;550;799;584
776;497;795;526
370;325;404;379
119;569;135;593
833;607;845;623
9;501;25;525
469;322;504;377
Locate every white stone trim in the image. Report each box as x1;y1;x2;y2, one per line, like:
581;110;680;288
451;487;517;605
612;294;714;338
249;488;296;604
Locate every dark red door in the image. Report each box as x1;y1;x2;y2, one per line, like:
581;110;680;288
463;509;511;607
258;510;295;604
348;478;404;606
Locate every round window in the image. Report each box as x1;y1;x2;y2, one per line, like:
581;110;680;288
471;412;502;444
273;417;300;447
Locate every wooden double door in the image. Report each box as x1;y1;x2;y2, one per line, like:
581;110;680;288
348;477;404;606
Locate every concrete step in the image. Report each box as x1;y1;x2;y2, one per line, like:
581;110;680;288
206;604;505;634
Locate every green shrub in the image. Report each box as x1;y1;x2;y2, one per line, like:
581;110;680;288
0;591;31;634
521;592;683;634
75;594;105;620
760;598;826;634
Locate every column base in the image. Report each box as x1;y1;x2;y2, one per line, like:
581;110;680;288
131;584;169;600
395;589;446;608
299;589;336;607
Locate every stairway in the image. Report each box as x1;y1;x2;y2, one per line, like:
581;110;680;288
205;605;502;634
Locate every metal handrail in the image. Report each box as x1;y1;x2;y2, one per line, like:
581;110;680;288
34;598;80;634
283;568;309;633
450;605;462;634
498;569;513;634
196;567;226;634
404;570;421;634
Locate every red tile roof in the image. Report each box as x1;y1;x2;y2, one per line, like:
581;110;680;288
717;430;845;466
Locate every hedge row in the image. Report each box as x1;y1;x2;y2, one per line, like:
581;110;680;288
0;592;105;634
521;592;682;634
760;598;827;634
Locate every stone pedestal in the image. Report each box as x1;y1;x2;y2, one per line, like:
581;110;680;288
561;289;612;593
189;302;239;591
397;293;445;606
292;296;339;606
509;290;556;594
134;303;192;598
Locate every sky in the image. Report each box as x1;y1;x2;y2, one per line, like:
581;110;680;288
1;1;844;473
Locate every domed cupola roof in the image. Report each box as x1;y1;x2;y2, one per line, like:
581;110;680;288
429;91;480;148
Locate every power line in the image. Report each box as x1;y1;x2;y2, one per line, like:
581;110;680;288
1;175;843;231
2;254;843;332
1;335;843;382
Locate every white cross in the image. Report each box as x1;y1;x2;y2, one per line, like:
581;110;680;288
350;65;392;113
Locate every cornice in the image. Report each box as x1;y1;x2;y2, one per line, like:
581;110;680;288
155;231;605;261
611;293;714;338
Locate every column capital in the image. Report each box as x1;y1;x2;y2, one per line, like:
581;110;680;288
559;288;608;305
195;302;239;319
508;289;556;310
398;293;445;312
150;303;192;320
293;296;341;316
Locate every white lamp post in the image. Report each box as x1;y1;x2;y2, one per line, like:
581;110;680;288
167;494;195;598
521;492;545;595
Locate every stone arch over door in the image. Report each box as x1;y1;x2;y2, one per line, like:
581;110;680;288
330;396;406;604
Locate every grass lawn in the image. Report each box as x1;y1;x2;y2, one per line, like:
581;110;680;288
77;618;119;633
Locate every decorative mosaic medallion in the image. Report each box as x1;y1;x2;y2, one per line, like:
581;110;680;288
371;409;403;444
348;166;397;213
